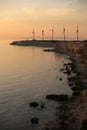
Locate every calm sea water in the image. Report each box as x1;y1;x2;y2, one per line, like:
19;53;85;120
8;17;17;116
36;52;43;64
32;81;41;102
0;40;72;130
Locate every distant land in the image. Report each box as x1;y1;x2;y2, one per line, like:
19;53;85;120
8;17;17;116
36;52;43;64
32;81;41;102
10;40;87;47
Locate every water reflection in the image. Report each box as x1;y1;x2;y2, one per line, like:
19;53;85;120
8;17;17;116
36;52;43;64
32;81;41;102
0;41;72;130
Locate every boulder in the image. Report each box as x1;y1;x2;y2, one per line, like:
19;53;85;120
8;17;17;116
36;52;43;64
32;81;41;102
31;117;39;124
71;86;79;91
68;82;74;87
29;102;39;107
73;91;80;96
40;103;45;109
46;94;68;101
59;78;62;80
82;89;87;96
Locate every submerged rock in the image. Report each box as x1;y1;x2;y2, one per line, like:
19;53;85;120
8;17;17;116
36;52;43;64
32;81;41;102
40;102;45;109
46;94;69;101
29;102;39;107
59;78;62;80
71;86;79;91
73;91;81;97
31;117;39;124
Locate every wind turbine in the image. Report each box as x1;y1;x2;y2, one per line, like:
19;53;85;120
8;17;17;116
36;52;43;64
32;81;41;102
50;29;54;40
63;27;66;41
32;29;35;40
76;25;79;41
42;29;44;40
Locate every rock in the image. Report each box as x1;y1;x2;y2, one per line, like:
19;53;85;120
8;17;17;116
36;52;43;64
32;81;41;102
37;108;41;110
82;89;87;96
56;106;60;109
81;119;87;130
68;82;74;87
46;94;68;101
71;86;79;91
76;72;80;76
73;91;80;96
63;71;67;74
40;103;45;109
60;68;64;71
67;71;71;76
29;102;39;107
31;117;39;124
59;78;62;80
46;94;58;100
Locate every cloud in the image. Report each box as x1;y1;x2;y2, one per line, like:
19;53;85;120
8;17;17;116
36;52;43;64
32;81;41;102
21;7;74;19
44;8;74;16
70;0;87;5
22;7;36;16
78;0;87;3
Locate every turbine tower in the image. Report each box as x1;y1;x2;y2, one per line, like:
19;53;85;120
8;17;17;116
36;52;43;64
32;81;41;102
76;26;79;41
51;29;54;40
32;29;35;40
63;27;66;41
42;29;44;40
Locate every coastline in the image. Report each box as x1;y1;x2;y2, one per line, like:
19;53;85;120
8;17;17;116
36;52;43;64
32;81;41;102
10;40;87;130
42;55;87;130
59;56;87;130
60;41;87;129
47;53;87;130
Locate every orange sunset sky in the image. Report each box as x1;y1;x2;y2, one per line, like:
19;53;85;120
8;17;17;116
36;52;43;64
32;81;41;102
0;0;87;40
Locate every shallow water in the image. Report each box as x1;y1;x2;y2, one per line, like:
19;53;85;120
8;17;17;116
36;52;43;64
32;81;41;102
0;40;72;130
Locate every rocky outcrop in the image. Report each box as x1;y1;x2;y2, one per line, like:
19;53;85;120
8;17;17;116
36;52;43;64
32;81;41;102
46;94;69;101
80;44;87;64
31;117;39;124
55;41;87;64
10;40;55;47
29;102;39;107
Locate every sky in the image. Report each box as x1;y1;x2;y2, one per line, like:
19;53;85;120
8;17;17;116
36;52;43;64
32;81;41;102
0;0;87;40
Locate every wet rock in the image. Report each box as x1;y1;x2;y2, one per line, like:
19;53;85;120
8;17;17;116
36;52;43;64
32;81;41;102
81;119;87;130
71;86;79;91
73;70;77;74
82;89;87;96
59;78;62;80
63;71;67;74
46;94;68;101
76;72;80;76
31;117;39;124
68;82;74;87
60;68;64;71
40;103;45;109
73;91;81;97
29;102;39;107
56;106;60;109
67;77;77;82
37;108;41;110
67;71;71;76
46;94;58;100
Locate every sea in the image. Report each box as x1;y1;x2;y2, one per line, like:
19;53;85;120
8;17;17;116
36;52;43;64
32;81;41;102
0;40;72;130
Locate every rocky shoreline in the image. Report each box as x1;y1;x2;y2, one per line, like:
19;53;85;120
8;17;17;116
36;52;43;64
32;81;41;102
42;42;87;130
42;56;87;130
59;57;87;130
10;40;87;129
